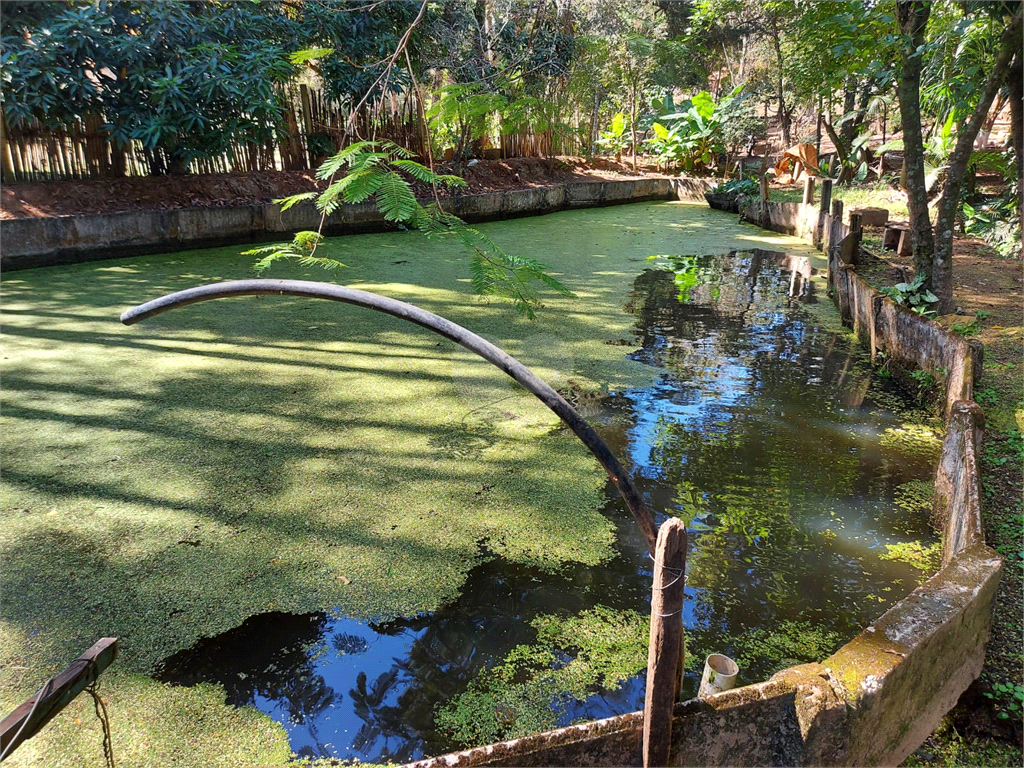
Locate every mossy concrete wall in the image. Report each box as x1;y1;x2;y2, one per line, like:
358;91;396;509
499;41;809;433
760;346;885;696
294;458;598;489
402;198;1001;768
0;177;714;271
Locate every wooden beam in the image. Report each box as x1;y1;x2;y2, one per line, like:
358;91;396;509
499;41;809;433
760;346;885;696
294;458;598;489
0;638;118;757
643;519;687;768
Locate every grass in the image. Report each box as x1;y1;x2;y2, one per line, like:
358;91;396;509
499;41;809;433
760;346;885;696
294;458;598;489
771;181;911;222
0;200;828;767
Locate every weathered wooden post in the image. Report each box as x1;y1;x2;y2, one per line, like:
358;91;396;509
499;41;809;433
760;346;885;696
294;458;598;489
643;518;687;768
815;178;833;248
759;173;770;228
849;211;863;267
819;179;833;216
802;176;815;205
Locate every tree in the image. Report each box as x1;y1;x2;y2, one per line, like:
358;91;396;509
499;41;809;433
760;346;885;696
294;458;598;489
0;1;424;175
896;1;1022;312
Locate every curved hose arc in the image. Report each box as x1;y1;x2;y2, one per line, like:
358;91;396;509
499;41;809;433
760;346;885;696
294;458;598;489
121;279;658;554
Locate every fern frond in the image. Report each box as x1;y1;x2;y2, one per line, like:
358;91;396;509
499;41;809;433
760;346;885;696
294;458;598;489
275;191;319;211
342;168;386;204
376;172;420;222
316;141;377;179
297;254;347;271
381;141;414;159
392;159;445;184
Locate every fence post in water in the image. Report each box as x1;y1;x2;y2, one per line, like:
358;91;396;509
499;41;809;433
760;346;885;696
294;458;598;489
643;518;687;768
802;176;815;205
759;173;770;228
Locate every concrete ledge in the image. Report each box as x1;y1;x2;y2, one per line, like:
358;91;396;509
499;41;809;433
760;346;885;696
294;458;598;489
405;544;1001;768
0;178;686;271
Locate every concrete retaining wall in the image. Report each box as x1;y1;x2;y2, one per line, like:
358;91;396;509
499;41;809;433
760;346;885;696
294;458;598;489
0;176;711;271
402;195;1001;768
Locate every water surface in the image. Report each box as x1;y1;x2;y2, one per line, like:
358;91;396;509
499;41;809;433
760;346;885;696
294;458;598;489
158;249;935;763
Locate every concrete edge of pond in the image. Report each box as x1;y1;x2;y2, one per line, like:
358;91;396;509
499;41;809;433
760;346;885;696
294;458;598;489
0;177;716;271
398;197;999;768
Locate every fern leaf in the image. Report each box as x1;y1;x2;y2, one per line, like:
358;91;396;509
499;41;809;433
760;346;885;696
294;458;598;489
376;172;420;222
342;168;386;204
275;192;318;211
316;141;377;179
380;141;414;159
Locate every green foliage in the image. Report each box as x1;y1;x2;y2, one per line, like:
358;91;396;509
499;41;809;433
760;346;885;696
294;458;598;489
880;273;940;317
645;86;744;173
596;112;631;156
983;681;1024;721
426;84;508;162
710;179;759;196
0;1;423;174
251;140;572;317
894;480;935;517
435;606;650;748
879;540;942;574
963;193;1021;259
731;621;845;679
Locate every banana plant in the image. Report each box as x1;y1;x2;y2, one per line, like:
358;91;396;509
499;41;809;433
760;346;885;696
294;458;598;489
596;112;630;161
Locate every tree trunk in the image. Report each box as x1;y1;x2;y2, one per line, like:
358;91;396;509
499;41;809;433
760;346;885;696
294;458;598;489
771;33;790;146
1008;53;1023;258
896;2;935;288
931;6;1023;310
841;76;858;147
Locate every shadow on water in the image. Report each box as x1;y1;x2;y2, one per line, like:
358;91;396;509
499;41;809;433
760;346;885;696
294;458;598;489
156;250;937;763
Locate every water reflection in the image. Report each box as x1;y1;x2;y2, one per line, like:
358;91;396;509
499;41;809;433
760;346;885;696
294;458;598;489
157;251;936;763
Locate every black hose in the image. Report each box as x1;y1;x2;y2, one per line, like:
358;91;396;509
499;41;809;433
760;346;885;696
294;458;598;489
121;279;658;554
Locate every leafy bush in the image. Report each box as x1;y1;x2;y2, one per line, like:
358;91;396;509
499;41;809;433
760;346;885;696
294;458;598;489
596;112;631;159
880;273;940;317
710;179;759;196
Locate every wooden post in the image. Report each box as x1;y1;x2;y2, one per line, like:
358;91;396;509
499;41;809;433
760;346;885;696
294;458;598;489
831;198;844;221
0;638;118;757
819;178;833;215
802;176;815;205
643;518;687;768
759;173;770;228
849;211;863;268
815;178;833;248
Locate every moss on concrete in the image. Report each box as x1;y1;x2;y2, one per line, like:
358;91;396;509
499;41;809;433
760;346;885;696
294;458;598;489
0;201;828;766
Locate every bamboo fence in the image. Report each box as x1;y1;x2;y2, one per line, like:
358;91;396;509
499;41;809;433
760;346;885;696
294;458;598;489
1;83;587;183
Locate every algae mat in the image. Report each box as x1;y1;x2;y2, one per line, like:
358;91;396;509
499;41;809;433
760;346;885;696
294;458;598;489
1;201;825;767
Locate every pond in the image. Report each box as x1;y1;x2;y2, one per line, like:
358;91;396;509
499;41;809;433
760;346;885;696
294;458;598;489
156;248;938;764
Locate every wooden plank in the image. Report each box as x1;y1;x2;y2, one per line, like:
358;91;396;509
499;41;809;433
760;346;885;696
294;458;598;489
642;518;687;768
0;638;118;757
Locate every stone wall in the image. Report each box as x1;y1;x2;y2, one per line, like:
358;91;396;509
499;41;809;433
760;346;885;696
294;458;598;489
0;177;714;271
402;195;1002;768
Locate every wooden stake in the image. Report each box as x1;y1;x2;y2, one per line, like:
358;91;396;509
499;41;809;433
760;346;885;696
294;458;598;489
643;518;687;768
802;176;815;205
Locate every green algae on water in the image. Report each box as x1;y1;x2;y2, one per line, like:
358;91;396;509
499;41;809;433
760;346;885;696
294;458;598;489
435;606;650;748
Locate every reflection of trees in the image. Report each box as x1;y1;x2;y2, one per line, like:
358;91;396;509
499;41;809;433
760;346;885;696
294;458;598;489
348;669;410;758
622;255;929;688
156;251;933;761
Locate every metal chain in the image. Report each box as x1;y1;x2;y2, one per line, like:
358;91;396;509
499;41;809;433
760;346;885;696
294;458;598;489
84;682;115;768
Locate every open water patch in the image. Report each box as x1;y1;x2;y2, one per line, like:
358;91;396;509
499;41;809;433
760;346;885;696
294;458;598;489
156;249;938;763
